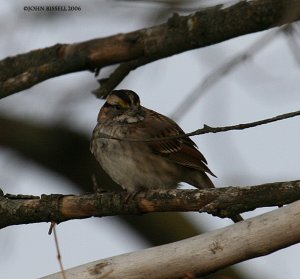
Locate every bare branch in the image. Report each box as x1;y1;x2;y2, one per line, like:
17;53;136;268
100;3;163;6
93;57;156;98
41;199;300;279
285;24;300;67
52;224;67;279
1;180;300;229
171;27;282;120
98;108;300;142
1;0;300;99
94;25;282;100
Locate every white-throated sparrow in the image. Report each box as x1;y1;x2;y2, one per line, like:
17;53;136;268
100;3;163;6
91;90;242;222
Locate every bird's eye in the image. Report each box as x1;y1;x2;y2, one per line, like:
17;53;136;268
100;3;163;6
115;104;122;110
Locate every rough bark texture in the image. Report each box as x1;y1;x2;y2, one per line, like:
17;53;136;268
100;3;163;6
0;0;299;98
41;199;300;279
0;116;208;248
1;180;300;228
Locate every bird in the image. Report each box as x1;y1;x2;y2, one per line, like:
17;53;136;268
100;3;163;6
90;89;243;222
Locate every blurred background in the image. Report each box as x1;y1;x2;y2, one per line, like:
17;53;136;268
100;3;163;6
0;1;300;278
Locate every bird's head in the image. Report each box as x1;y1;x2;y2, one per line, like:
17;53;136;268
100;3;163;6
98;90;145;124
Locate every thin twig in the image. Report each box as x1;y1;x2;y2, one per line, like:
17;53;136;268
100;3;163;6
171;27;282;120
40;200;300;279
98;108;300;142
93;57;157;98
285;24;300;67
52;223;67;279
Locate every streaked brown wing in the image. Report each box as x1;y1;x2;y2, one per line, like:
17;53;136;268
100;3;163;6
140;108;215;177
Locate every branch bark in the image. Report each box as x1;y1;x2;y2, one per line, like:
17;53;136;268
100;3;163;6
0;115;208;247
41;199;300;279
1;0;299;99
1;180;300;229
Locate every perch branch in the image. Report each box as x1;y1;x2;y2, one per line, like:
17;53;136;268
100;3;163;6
41;199;300;279
1;180;300;229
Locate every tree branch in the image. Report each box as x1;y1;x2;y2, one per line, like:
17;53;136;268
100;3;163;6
170;27;282;120
0;115;207;247
98;108;300;142
1;180;300;229
93;57;156;98
41;199;300;279
1;0;299;99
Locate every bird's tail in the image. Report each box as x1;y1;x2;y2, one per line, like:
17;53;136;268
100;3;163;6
230;214;243;223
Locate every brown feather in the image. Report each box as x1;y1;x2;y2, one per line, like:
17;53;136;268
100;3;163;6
92;90;242;222
138;108;216;177
168;145;216;177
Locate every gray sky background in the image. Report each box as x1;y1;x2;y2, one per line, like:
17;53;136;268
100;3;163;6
0;1;299;278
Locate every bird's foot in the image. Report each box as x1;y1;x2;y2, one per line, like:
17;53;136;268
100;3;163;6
124;190;143;203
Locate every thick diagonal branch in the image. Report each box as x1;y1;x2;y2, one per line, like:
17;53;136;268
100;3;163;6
1;180;300;229
1;0;299;99
41;199;300;279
